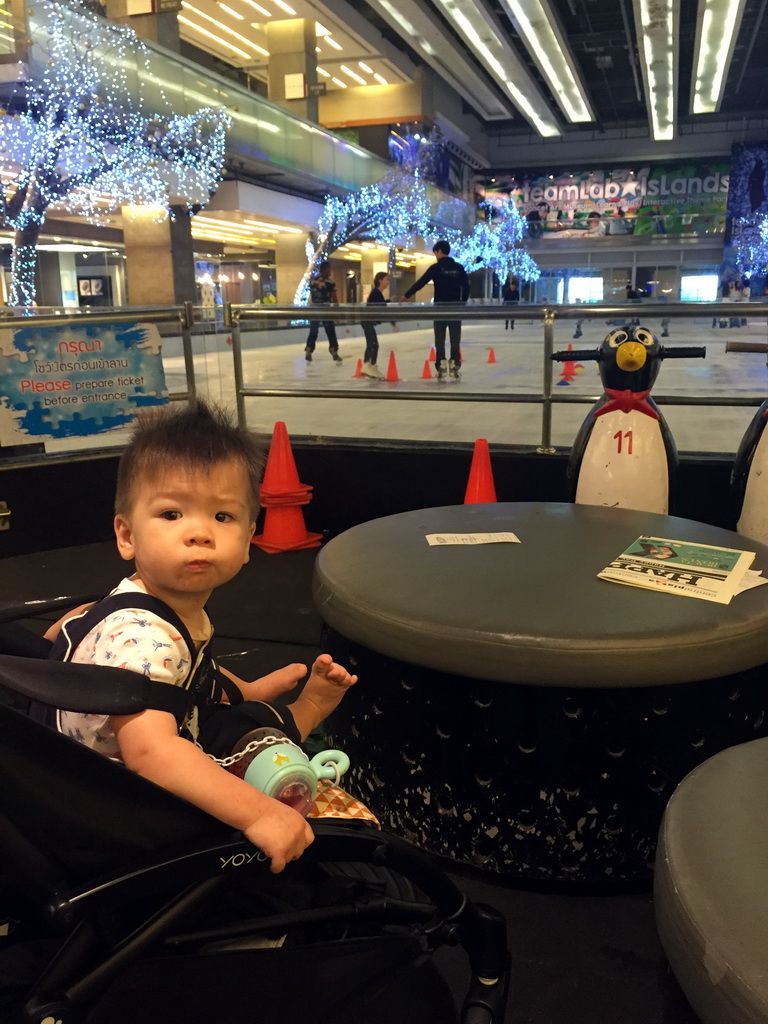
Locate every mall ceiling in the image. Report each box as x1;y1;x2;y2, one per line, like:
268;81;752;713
179;0;768;145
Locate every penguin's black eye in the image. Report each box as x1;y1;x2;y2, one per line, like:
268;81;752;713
635;329;655;347
606;330;628;348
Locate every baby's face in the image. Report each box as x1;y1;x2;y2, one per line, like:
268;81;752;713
114;458;255;607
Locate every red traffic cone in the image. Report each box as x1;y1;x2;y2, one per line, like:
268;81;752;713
429;346;437;362
421;360;433;379
464;439;497;504
385;351;401;382
252;504;322;553
556;345;577;386
487;348;496;364
353;359;362;378
259;422;312;505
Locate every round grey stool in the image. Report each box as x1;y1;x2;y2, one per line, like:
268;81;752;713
314;502;768;883
655;738;768;1024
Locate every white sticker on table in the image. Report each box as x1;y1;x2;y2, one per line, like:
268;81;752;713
425;532;521;546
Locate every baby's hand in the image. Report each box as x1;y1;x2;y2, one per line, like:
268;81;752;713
244;799;314;873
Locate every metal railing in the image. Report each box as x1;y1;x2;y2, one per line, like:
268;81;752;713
228;301;768;453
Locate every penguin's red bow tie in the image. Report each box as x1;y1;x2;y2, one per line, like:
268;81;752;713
594;389;659;419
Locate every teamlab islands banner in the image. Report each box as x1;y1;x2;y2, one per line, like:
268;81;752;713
0;321;168;442
500;161;730;238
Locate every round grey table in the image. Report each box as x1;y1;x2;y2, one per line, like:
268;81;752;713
313;503;768;884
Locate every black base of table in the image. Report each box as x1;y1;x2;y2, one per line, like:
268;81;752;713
323;627;768;886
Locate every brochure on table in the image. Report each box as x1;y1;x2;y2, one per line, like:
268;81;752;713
597;535;759;604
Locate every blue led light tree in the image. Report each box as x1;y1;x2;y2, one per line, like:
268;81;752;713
0;0;229;307
733;215;768;277
296;131;538;303
427;195;540;286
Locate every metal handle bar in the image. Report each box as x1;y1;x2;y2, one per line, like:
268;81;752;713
660;347;706;359
550;349;601;362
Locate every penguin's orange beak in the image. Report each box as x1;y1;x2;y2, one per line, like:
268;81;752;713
616;341;647;371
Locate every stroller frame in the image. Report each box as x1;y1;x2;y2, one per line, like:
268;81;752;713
0;598;510;1024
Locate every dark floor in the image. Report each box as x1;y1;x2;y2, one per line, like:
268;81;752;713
1;540;701;1024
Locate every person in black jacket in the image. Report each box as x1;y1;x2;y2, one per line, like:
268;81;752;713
400;240;469;379
361;271;389;379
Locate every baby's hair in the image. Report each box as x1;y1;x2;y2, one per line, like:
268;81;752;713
115;401;266;518
373;271;389;288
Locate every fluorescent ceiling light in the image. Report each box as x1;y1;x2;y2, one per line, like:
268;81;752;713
181;2;269;55
325;36;343;51
340;64;367;85
315;22;330;35
317;66;330;77
373;72;388;85
178;15;251;59
497;0;593;122
241;0;271;14
272;0;296;12
331;77;347;88
434;0;561;136
633;0;678;141
358;61;373;73
691;0;747;113
218;3;243;19
244;218;304;233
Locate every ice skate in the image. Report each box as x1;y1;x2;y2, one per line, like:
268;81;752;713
449;359;461;380
362;361;384;379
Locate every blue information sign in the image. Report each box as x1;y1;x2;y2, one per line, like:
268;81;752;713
0;321;168;440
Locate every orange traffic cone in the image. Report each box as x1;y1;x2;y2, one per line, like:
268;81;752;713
252;504;322;553
259;421;312;506
385;351;401;381
487;348;497;364
557;344;577;387
429;346;436;362
421;360;433;379
464;438;497;504
352;359;362;378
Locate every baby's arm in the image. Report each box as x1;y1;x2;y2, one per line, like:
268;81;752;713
111;708;313;872
289;654;357;741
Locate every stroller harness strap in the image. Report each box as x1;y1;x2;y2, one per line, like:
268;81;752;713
49;592;242;730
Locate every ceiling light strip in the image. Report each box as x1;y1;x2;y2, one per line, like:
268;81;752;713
181;2;269;55
435;0;561;136
633;0;678;141
178;15;251;59
691;0;747;114
497;0;593;122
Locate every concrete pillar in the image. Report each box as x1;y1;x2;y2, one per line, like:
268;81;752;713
359;248;389;300
266;19;318;123
275;234;309;304
122;205;195;306
104;0;181;51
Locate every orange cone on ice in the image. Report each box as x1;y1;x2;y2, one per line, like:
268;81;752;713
557;344;580;387
421;360;433;379
353;359;362;378
429;346;437;362
258;421;312;506
464;438;497;504
487;348;497;364
385;351;401;382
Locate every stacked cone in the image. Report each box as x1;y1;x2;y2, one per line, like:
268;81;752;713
252;422;322;553
556;344;582;386
464;438;497;504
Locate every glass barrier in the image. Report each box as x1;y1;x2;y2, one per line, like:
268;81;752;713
229;302;768;455
2;301;767;463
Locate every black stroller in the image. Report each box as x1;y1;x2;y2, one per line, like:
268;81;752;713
0;596;509;1024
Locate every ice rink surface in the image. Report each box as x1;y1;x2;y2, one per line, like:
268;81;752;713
45;307;768;458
